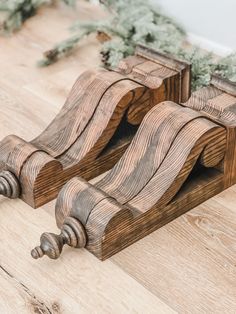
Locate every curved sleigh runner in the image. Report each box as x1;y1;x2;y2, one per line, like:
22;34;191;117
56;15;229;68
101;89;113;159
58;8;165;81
32;76;236;261
0;45;190;208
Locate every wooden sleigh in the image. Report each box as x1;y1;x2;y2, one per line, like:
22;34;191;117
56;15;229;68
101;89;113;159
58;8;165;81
0;45;190;208
31;75;236;261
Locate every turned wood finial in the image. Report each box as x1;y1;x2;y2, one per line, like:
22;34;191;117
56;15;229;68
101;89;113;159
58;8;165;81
0;171;20;199
31;217;87;260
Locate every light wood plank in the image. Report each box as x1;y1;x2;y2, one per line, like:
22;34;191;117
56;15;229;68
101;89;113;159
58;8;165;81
0;269;35;314
0;1;104;90
111;187;236;313
0;199;175;314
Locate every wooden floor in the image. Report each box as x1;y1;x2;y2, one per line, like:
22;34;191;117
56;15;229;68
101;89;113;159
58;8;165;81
0;2;235;313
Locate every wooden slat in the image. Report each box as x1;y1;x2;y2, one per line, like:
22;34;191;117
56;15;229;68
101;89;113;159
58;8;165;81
111;188;236;313
0;199;175;314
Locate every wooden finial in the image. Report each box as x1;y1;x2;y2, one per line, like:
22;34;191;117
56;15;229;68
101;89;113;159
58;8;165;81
31;217;87;260
0;171;20;199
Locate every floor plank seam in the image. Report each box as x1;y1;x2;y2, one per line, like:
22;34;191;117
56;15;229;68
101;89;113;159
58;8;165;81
0;264;54;314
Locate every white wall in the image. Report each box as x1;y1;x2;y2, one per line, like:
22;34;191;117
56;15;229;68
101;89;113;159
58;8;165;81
153;0;236;55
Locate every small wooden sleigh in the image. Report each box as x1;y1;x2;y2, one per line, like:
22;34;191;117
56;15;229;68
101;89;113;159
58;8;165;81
0;45;190;208
32;75;236;261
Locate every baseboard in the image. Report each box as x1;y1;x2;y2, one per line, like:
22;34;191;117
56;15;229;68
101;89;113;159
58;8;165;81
187;33;233;56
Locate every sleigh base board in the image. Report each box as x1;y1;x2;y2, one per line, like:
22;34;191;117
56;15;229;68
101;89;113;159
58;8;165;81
88;169;224;260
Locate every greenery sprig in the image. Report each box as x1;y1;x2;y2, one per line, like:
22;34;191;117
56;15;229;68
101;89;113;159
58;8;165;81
1;0;235;90
171;47;236;91
39;0;185;66
38;0;236;90
0;0;75;32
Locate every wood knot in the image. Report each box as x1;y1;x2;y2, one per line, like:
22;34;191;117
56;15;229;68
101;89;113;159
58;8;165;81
0;171;20;199
31;217;87;260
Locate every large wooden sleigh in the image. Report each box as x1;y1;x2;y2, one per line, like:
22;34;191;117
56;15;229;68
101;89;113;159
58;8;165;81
31;75;236;261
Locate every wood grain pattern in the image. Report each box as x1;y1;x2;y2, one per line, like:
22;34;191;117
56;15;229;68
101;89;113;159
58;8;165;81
32;77;236;260
184;75;236;188
0;45;191;208
1;198;175;314
111;194;236;313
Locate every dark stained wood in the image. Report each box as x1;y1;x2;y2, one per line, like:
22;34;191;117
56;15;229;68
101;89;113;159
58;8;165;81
184;75;236;187
31;77;235;260
31;217;86;260
0;45;191;208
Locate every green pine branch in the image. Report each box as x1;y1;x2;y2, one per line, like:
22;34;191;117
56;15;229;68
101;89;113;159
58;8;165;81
0;0;75;32
1;0;235;91
39;0;236;90
39;0;186;66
